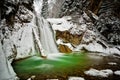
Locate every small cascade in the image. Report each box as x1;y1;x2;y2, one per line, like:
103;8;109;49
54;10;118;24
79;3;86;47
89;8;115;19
34;0;59;54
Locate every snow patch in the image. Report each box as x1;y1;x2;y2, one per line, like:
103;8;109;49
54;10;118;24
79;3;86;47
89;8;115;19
68;77;85;80
47;17;73;31
84;68;113;77
6;7;13;15
114;71;120;76
108;62;117;65
56;39;74;50
47;79;58;80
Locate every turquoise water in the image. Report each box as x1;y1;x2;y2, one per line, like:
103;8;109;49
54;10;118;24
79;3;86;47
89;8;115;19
12;53;103;79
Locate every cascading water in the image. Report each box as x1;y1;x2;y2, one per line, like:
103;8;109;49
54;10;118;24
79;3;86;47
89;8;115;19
34;0;59;54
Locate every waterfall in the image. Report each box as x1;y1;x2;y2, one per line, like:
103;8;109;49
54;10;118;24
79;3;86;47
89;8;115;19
34;0;59;54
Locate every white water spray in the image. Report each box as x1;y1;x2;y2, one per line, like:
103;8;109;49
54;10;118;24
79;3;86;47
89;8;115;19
34;0;59;54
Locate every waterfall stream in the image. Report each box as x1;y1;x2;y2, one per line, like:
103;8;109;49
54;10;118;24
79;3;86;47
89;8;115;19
34;0;59;54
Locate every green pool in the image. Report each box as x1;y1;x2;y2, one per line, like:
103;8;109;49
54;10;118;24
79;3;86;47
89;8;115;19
12;52;103;80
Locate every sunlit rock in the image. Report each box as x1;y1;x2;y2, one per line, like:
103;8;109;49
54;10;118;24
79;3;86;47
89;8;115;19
58;44;72;53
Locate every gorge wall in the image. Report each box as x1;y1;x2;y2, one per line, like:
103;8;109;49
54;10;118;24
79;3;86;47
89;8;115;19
0;0;120;80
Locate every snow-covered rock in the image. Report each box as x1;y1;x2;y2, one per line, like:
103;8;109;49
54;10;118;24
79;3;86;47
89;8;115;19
47;16;73;31
0;42;17;80
47;10;120;55
114;71;120;76
108;62;117;65
84;68;113;77
68;77;85;80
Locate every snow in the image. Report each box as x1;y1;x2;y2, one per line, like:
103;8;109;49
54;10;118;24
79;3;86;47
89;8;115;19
75;41;106;53
89;10;99;20
109;47;120;55
0;42;17;80
108;62;117;65
114;71;120;76
69;24;87;35
46;79;58;80
47;17;74;31
47;15;120;55
56;39;74;50
68;77;85;80
84;68;113;77
27;75;36;80
11;23;36;59
6;7;13;15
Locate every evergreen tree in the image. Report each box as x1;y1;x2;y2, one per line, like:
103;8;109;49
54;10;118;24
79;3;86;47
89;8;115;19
41;0;48;18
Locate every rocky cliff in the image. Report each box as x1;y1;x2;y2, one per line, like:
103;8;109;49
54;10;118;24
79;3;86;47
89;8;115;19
0;0;120;80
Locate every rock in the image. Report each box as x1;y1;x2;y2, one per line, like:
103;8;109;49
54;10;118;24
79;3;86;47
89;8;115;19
68;77;85;80
114;71;120;76
108;62;117;65
0;42;17;80
58;44;72;53
84;68;113;77
56;30;82;45
16;5;33;23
